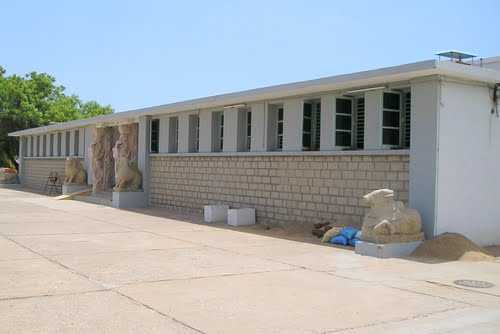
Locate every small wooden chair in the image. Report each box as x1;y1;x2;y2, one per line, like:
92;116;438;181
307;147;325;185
45;171;60;195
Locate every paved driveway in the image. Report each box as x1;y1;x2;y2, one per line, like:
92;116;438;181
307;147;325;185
1;188;500;333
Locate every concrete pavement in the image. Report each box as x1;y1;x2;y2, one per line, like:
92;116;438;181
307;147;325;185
0;188;499;333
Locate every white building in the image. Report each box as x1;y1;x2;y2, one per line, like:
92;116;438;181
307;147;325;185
9;53;500;246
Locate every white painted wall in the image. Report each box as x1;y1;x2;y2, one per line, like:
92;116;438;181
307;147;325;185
283;98;302;151
78;128;85;157
158;116;170;153
84;125;94;184
409;78;440;239
177;114;190;153
199;110;213;153
364;90;383;149
249;103;266;152
435;80;500;246
223;108;239;152
320;95;335;151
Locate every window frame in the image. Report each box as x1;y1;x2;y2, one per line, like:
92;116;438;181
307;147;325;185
246;110;252;151
335;97;354;149
381;91;402;148
276;106;284;151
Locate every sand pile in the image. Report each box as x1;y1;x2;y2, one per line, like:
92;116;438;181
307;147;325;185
411;233;495;262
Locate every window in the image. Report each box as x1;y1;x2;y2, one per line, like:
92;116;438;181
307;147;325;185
22;137;28;157
49;134;54;156
42;135;47;156
212;111;224;152
335;98;353;147
382;92;401;147
355;97;365;149
302;100;321;151
246;110;252;151
168;117;178;153
65;131;70;156
188;115;199;153
403;92;411;148
74;130;79;156
150;119;159;153
57;133;62;156
277;107;284;150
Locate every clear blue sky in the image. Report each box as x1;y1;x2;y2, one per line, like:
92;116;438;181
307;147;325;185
2;0;499;112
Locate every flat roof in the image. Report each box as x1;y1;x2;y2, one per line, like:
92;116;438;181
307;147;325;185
9;58;500;137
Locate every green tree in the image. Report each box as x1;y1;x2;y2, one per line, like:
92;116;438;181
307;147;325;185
0;66;112;167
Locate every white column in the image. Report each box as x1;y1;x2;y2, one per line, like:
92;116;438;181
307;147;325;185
26;136;32;157
283;98;303;151
249;103;266;152
78;128;85;157
69;130;75;156
84;126;94;184
409;78;440;239
223;108;239;152
177;113;190;153
320;95;335;151
159;116;170;153
198;110;213;153
138;117;150;198
364;90;383;149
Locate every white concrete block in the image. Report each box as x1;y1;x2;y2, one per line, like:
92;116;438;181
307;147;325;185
227;208;255;226
355;240;422;258
204;205;229;223
112;191;147;209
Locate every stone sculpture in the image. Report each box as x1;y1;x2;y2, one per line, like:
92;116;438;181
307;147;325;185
360;189;423;244
0;168;18;184
90;127;117;192
113;156;142;192
64;158;86;184
112;123;142;192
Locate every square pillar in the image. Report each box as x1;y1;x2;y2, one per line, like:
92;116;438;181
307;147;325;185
158;116;170;153
364;90;383;149
27;136;32;157
283;98;303;151
249;103;266;152
223;107;239;152
18;136;24;181
138;116;151;199
84;126;94;184
177;113;190;153
199;110;213;153
69;130;76;156
320;95;335;151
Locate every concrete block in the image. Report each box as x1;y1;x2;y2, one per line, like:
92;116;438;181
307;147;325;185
62;184;89;195
204;205;229;223
355;240;422;258
227;208;255;226
112;191;147;209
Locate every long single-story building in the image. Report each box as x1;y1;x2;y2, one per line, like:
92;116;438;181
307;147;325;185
9;53;500;245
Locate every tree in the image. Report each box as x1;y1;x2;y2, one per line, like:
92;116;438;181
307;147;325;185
0;66;112;167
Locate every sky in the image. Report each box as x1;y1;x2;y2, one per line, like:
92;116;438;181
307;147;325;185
2;0;499;112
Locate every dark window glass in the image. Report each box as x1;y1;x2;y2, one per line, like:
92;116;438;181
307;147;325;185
150;119;159;153
50;134;54;156
65;132;70;156
42;135;47;156
335;132;351;147
303;133;311;148
278;108;284;121
383;110;400;127
74;130;79;156
383;128;400;145
277;122;283;134
303;103;312;117
336;99;352;114
303;118;312;132
57;133;62;156
383;92;400;110
336;115;352;131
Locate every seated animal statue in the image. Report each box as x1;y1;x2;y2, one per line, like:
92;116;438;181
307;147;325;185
64;158;86;185
361;189;423;244
113;156;142;192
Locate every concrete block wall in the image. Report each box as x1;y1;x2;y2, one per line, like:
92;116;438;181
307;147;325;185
22;158;67;193
149;153;409;227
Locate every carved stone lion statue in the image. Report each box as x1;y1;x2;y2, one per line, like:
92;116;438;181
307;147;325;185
113;156;142;192
64;158;86;185
360;189;423;244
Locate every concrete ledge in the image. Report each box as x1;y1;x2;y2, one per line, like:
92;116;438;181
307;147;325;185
112;191;147;209
355;240;422;258
62;184;89;195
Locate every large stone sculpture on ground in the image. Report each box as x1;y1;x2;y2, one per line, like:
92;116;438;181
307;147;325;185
112;124;142;192
64;158;86;184
360;189;423;244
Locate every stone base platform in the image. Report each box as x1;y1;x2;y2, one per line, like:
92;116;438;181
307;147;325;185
355;240;423;259
62;184;90;195
112;191;147;209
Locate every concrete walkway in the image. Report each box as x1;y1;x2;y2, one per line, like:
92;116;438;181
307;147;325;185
1;188;499;333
